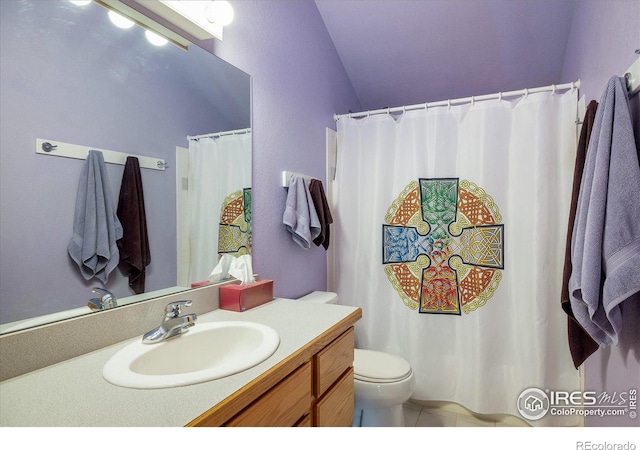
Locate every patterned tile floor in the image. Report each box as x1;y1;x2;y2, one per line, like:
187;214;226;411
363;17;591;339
403;401;530;427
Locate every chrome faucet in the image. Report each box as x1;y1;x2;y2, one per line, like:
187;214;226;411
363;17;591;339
142;300;197;344
88;288;118;310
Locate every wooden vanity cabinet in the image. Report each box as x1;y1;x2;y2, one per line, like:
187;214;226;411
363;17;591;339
312;327;355;426
225;362;312;426
186;310;360;427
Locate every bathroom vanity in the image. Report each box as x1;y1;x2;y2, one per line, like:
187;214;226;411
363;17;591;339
0;299;361;427
190;323;355;426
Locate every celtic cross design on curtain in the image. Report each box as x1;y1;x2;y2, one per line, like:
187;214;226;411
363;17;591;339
383;178;504;315
218;188;252;256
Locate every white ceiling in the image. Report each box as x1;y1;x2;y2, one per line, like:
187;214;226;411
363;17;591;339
315;0;578;112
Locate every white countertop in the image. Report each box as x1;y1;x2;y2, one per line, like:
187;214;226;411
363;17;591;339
0;299;360;427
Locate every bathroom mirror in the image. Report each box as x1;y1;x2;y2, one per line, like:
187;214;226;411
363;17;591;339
0;0;252;333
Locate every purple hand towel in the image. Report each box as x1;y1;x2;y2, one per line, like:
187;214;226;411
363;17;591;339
283;175;321;249
569;76;640;346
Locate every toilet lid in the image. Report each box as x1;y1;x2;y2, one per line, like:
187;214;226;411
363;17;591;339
353;349;412;383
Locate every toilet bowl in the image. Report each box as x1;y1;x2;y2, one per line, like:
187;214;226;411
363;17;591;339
353;348;414;426
297;291;415;427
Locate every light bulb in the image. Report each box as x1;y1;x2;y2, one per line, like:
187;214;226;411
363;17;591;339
145;30;168;46
108;11;135;29
205;1;234;26
69;0;92;6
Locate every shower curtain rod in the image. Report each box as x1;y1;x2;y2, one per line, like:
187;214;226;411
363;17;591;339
333;80;581;121
187;127;251;141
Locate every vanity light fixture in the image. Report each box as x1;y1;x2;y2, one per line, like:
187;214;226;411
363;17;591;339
95;0;191;49
108;10;135;29
145;29;168;46
135;0;234;41
205;0;234;27
69;0;92;6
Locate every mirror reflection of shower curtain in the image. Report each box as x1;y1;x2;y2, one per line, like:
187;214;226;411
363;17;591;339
333;89;581;426
187;132;251;284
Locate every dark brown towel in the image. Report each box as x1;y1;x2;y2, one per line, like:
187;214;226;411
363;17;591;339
117;157;150;294
561;100;599;368
308;179;333;250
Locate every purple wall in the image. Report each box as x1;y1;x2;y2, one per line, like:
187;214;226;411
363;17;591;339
201;1;361;299
561;0;640;427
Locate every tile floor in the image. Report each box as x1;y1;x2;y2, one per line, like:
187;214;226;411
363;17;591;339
402;401;530;427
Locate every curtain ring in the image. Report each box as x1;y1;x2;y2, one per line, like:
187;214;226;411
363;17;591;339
552;84;556;94
447;99;451;110
471;96;475;106
571;81;575;91
524;88;529;99
498;92;503;102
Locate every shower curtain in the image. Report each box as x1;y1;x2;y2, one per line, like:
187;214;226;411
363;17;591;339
333;89;581;426
188;132;251;283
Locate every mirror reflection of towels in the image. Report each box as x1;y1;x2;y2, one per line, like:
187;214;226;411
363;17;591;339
68;150;123;282
117;156;150;294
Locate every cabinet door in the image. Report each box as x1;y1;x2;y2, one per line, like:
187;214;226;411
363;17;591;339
225;362;311;427
314;328;354;397
314;367;354;427
295;415;312;427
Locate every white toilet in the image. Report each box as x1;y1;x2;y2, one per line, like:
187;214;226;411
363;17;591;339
297;291;415;427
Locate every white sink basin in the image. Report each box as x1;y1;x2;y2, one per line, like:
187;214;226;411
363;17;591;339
103;321;279;389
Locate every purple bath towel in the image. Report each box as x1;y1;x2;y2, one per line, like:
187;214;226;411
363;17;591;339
569;76;640;346
68;150;123;282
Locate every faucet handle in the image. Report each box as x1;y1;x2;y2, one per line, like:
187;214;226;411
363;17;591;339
164;300;193;318
92;287;112;299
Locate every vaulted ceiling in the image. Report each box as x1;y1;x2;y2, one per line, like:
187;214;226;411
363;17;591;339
315;0;578;111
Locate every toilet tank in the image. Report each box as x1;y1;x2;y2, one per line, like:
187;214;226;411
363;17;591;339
297;291;338;304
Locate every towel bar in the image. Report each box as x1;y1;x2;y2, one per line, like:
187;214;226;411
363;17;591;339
36;138;166;171
281;170;313;187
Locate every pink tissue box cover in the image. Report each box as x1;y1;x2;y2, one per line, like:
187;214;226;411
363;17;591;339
219;279;274;312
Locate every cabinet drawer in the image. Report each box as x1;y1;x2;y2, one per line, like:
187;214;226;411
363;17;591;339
225;362;311;427
314;327;354;397
314;367;354;427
